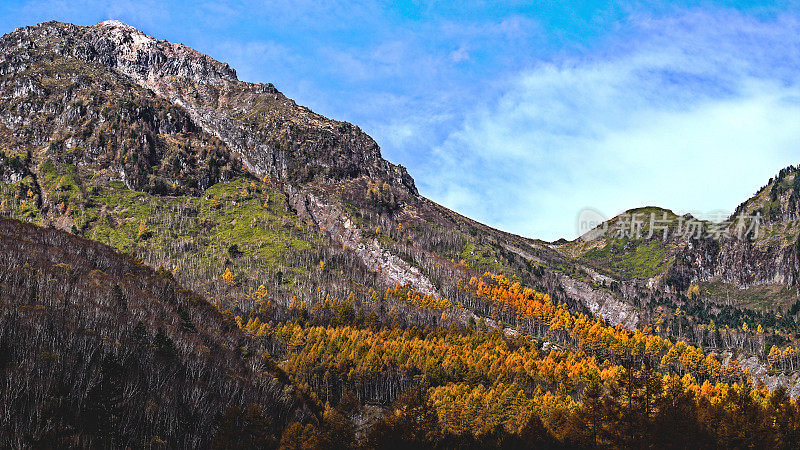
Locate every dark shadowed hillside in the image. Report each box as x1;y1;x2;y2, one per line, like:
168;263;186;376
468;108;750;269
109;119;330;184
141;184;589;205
0;217;314;447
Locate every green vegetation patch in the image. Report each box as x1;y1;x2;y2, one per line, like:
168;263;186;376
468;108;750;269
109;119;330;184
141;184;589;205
459;240;516;278
698;279;797;312
80;178;317;270
583;238;672;279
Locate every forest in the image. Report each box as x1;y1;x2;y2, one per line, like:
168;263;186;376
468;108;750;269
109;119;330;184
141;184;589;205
3;152;800;448
227;272;800;448
3;214;798;448
3;161;800;448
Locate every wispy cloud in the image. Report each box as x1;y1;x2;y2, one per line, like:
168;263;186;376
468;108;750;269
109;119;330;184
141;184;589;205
420;10;800;240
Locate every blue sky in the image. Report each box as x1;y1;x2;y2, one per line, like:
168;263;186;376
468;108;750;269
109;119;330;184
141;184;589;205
3;1;800;240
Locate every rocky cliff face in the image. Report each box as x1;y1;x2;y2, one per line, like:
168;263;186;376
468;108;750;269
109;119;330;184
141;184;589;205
0;21;241;195
84;20;415;192
668;235;798;291
656;169;800;303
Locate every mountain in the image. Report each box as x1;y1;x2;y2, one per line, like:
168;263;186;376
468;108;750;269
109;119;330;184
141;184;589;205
4;17;800;365
0;19;639;328
3;19;800;448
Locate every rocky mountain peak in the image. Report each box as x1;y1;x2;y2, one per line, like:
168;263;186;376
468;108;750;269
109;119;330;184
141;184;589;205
79;20;415;191
91;20;161;57
0;20;417;192
85;19;239;85
732;165;800;225
94;19;142;33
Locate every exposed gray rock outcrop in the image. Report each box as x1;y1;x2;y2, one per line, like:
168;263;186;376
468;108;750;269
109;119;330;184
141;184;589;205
558;274;639;328
286;185;439;295
71;20;416;194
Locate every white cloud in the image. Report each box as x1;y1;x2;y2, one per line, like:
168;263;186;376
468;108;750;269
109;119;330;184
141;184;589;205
450;46;470;62
420;11;800;241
